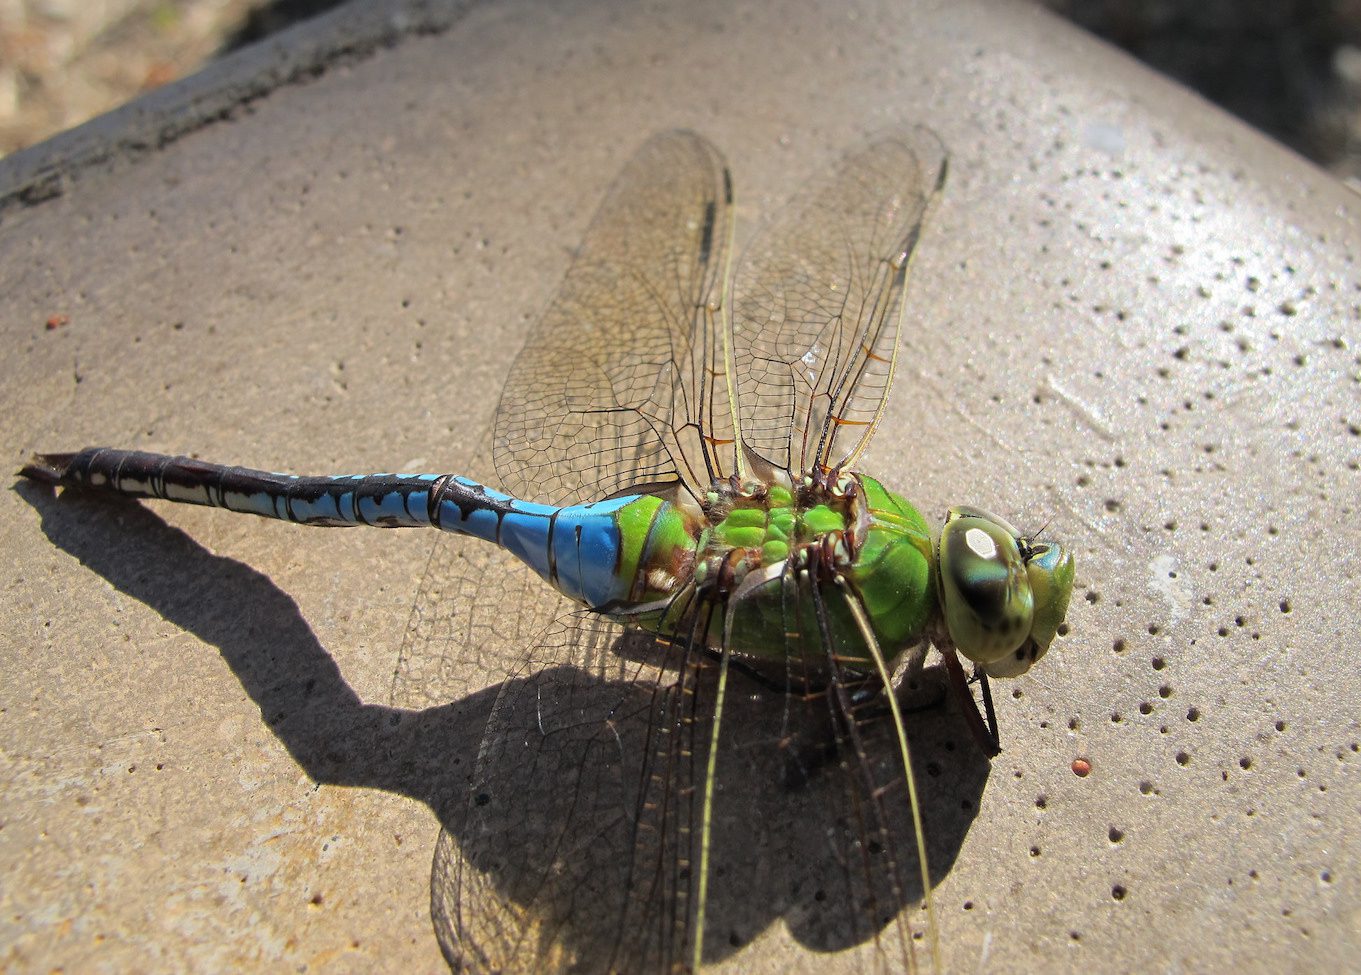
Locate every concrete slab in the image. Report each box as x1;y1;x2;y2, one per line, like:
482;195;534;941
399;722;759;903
1;0;1357;971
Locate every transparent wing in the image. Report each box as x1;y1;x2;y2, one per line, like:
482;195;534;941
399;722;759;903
494;131;737;505
732;130;947;477
393;125;740;965
432;613;710;974
389;540;569;711
416;590;973;974
392;518;704;971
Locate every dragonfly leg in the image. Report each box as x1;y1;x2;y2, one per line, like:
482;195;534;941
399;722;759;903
940;648;1001;757
893;638;946;713
975;667;1000;751
844;641;946;720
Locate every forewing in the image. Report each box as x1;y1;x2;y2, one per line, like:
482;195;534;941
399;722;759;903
494;131;737;504
732;131;946;477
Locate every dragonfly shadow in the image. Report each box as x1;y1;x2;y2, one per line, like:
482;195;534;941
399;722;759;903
21;482;990;970
17;482;493;828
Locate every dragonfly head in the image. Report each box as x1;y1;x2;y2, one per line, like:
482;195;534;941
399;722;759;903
936;506;1074;678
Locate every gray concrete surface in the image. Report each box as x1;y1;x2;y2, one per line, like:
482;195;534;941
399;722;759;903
1;0;1357;971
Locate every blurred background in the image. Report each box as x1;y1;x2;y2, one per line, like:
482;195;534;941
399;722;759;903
3;0;1361;183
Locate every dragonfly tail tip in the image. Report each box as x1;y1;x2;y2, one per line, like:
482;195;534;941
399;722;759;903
18;452;75;484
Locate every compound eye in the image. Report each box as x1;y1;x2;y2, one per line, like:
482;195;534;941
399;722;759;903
1021;540;1075;664
938;511;1034;665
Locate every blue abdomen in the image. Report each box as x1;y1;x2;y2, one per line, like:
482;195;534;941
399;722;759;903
25;448;653;612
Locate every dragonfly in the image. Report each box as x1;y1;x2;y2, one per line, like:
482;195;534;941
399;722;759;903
22;130;1074;973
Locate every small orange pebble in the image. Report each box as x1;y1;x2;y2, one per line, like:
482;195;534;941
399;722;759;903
45;314;69;330
1072;758;1092;777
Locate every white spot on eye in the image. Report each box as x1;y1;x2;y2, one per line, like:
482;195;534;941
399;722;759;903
965;527;998;560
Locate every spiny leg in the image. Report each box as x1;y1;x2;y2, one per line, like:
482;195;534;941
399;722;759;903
940;649;1001;758
691;617;731;974
831;575;941;975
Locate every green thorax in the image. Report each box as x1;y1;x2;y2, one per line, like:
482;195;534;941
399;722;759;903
622;473;937;675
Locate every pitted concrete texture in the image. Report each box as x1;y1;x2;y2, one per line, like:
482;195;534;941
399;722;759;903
1;0;1357;971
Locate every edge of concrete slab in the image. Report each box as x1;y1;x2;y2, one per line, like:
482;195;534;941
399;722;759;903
0;0;475;222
